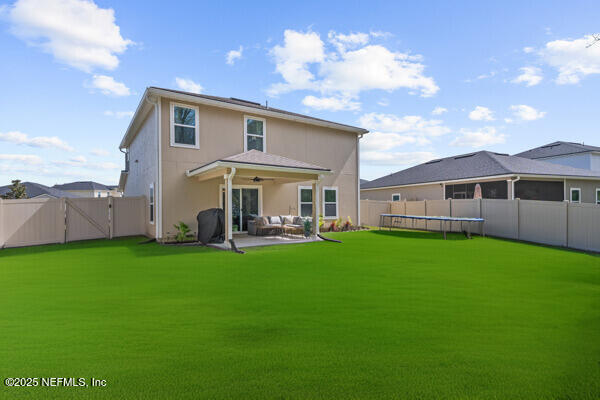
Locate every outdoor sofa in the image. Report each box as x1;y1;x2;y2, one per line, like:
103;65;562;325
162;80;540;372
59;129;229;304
249;215;310;236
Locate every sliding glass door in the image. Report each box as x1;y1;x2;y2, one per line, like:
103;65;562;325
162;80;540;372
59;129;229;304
221;186;260;232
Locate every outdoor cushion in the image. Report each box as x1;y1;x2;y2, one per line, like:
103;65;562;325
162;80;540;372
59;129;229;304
269;216;282;224
282;215;295;225
255;216;268;226
293;216;304;225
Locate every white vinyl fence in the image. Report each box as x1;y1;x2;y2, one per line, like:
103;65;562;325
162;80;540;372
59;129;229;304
361;198;600;252
0;196;145;249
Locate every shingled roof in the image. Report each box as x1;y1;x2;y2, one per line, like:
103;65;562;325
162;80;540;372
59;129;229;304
0;182;81;198
361;151;600;190
53;181;112;191
187;150;331;176
515;141;600;159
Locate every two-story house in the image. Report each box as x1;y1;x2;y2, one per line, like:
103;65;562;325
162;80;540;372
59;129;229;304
118;87;367;243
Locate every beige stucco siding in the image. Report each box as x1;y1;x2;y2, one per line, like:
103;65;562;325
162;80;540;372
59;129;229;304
158;96;359;237
565;179;600;203
123;107;157;237
361;183;443;201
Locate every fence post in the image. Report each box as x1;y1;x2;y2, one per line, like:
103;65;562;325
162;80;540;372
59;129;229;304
565;201;569;248
479;198;483;235
61;197;67;243
516;198;520;240
0;198;3;248
108;197;114;239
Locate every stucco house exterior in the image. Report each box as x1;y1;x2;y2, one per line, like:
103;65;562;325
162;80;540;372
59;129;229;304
118;87;367;242
361;151;600;204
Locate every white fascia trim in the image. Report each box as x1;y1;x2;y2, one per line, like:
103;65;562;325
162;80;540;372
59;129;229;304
149;88;368;134
361;173;600;192
186;161;333;177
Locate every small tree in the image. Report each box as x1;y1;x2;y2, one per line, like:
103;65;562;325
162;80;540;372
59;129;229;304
2;180;27;199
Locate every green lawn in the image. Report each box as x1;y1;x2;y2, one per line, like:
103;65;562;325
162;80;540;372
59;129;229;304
0;231;599;399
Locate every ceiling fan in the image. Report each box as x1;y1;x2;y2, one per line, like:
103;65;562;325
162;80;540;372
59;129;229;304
247;176;275;182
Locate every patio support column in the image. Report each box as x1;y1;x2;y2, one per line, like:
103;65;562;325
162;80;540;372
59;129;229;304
312;175;322;235
224;167;236;244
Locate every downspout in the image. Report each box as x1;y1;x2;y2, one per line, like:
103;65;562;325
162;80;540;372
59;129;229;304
145;94;162;240
357;133;363;226
225;167;237;241
511;176;520;200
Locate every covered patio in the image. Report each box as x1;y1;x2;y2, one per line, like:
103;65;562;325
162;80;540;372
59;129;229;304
186;150;332;248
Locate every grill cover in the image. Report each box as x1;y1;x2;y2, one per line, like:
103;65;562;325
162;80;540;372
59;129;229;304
196;208;225;244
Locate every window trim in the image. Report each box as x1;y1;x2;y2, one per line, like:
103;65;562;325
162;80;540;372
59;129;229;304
392;193;401;202
298;185;313;217
149;183;155;224
170;102;200;149
244;115;267;152
322;186;339;219
596;188;600;205
570;187;581;203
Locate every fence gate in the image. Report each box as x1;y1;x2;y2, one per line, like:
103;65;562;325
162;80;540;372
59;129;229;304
65;198;110;242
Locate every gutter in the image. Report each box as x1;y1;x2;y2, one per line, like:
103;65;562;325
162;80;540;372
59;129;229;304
511;176;520;200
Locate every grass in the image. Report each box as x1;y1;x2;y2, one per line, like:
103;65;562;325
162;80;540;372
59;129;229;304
0;230;598;399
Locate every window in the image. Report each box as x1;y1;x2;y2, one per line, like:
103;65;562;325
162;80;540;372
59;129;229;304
570;188;581;203
149;183;155;223
392;193;401;201
597;188;600;205
170;102;199;148
244;116;266;152
298;186;313;217
97;193;101;198
323;187;338;219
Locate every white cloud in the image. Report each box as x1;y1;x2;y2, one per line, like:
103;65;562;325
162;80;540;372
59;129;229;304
451;127;506;148
175;77;203;94
268;30;325;95
0;154;43;165
509;104;546;121
104;110;133;119
377;98;389;107
540;34;600;84
358;112;451;137
361;150;437;166
91;148;109;156
523;47;535;53
226;46;243;65
361;132;429;153
302;95;360;111
268;29;438;101
328;31;370;53
468;106;495;121
0;131;74;151
7;0;132;72
53;159;119;169
512;66;543;86
89;75;130;96
431;106;447;115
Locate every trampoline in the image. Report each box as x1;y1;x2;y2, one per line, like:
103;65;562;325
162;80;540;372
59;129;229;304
379;214;485;239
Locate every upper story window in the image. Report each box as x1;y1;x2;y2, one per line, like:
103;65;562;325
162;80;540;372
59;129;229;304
244;116;266;152
392;193;401;201
170;102;199;149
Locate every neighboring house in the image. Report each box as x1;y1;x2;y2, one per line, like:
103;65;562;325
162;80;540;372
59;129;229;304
119;87;367;241
361;151;600;204
515;141;600;171
0;182;80;199
53;181;122;198
360;179;369;185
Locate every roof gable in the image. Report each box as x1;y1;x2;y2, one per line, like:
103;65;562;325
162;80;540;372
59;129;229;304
515;141;600;159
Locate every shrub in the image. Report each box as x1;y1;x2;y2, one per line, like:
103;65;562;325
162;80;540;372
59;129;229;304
303;219;312;237
173;221;191;242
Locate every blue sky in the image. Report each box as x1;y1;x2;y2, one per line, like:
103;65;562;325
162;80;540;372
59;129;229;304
0;0;599;185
